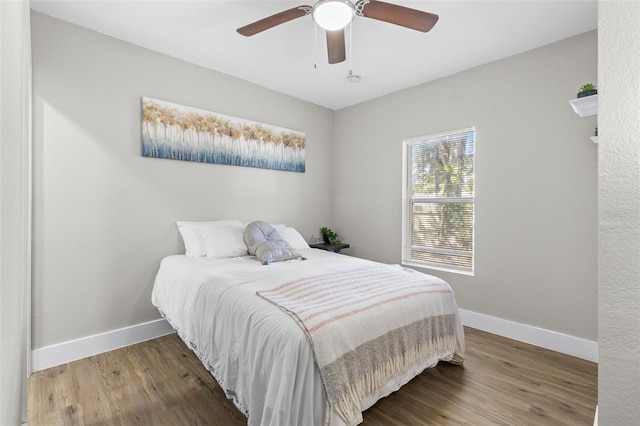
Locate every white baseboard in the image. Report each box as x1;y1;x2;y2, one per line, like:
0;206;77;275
31;310;597;372
459;309;598;362
32;318;174;372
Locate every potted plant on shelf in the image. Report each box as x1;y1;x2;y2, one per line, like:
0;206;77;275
577;83;597;98
320;227;341;245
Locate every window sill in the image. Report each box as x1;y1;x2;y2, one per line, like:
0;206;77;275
401;260;475;277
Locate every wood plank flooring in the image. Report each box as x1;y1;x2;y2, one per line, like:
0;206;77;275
28;327;597;425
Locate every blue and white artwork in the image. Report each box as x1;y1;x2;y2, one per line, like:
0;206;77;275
142;97;305;173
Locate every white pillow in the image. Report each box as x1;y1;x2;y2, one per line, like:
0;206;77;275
280;227;310;250
176;220;247;258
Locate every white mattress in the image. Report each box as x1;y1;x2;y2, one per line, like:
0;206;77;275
151;249;464;425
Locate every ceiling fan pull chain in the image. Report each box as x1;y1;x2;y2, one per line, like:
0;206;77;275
314;23;318;69
349;21;353;72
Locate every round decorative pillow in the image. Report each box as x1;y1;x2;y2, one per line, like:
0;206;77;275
244;221;303;264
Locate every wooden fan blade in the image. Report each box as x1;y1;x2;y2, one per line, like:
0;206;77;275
237;6;311;36
326;29;346;64
359;0;439;32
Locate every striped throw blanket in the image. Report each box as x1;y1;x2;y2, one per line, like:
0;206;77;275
257;263;462;424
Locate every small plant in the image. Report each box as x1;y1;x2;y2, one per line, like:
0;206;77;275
320;227;341;245
577;83;597;98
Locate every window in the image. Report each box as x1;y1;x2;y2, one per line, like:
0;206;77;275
402;127;475;274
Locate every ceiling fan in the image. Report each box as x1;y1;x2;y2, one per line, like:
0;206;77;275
237;0;439;65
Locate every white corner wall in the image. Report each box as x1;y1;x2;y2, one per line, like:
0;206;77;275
1;1;31;422
598;1;640;423
31;11;334;351
333;31;598;343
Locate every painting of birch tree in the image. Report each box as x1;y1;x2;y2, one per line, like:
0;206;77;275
141;97;306;173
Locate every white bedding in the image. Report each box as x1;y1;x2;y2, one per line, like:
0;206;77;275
151;249;465;426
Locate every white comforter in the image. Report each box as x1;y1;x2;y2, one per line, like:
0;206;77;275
151;249;465;426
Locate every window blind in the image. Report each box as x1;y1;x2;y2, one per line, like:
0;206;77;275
402;128;475;274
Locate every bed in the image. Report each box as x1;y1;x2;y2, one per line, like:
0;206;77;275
151;220;465;426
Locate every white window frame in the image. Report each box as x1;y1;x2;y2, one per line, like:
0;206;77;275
402;127;475;275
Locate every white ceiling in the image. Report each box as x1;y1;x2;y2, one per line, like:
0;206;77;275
30;0;597;110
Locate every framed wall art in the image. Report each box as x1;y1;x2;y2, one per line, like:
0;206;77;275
141;97;305;173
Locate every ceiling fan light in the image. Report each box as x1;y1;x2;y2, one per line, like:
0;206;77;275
312;0;355;31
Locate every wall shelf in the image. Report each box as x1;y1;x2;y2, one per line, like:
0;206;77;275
569;94;598;117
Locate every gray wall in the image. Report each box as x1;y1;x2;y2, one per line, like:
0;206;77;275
32;10;598;352
598;2;640;423
31;12;334;349
333;31;598;341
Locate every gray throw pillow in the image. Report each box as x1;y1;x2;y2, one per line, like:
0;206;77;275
244;221;303;264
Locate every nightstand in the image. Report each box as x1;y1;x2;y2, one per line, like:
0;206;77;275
309;243;350;253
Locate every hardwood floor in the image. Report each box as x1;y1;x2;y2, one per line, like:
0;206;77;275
28;327;597;425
